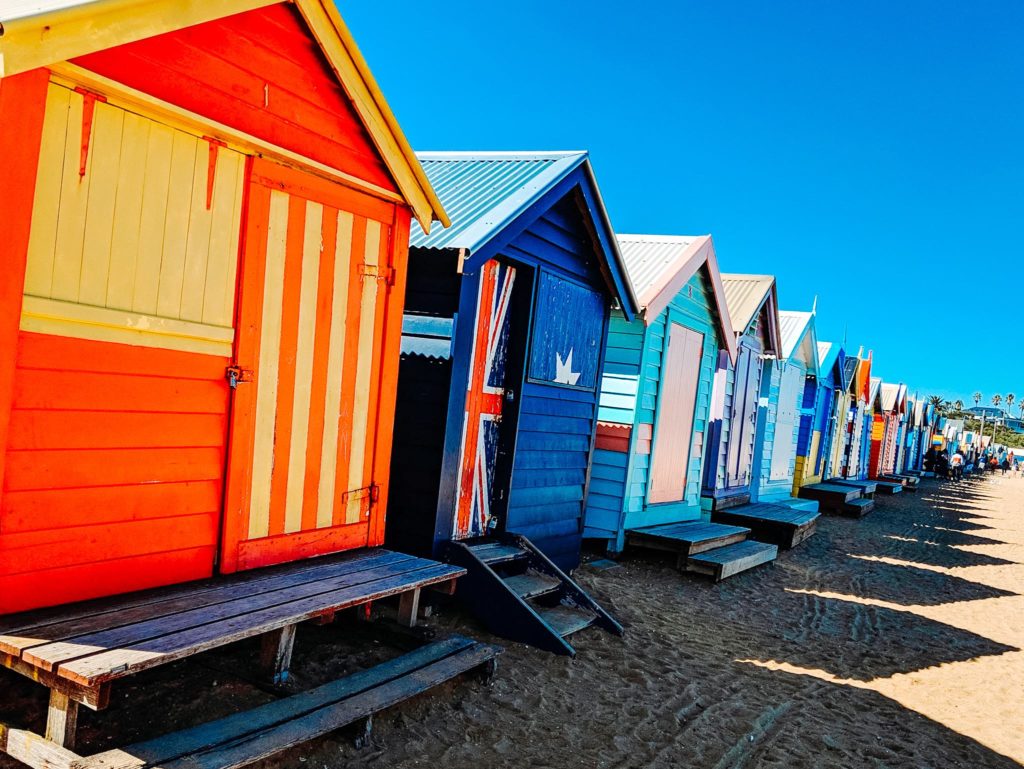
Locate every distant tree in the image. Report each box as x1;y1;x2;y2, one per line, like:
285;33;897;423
974;391;983;406
953;399;964;413
928;395;945;412
1008;393;1016;414
993;394;1003;410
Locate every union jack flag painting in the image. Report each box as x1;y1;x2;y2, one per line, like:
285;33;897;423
453;260;517;539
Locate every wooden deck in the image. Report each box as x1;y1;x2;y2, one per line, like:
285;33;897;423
0;549;464;752
826;478;878;498
626;521;751;562
711;503;819;549
0;635;499;769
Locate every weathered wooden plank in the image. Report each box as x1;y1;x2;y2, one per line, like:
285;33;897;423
0;724;81;769
0;652;108;711
27;559;453;674
57;563;462;686
259;625;296;686
0;550;408;657
78;638;497;769
44;691;78;750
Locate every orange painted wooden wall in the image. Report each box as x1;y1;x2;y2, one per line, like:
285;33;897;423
0;4;407;614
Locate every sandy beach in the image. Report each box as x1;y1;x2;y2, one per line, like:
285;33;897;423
2;475;1022;769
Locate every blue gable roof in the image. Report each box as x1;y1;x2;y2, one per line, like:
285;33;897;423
410;152;637;320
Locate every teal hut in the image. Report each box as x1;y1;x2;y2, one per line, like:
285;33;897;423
583;237;779;580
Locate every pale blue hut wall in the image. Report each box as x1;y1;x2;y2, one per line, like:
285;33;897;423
702;312;767;504
753;357;806;501
583;270;721;552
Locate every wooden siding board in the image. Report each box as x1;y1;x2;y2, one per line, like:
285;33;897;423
72;4;396;191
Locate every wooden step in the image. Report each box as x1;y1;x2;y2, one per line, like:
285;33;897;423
626;521;750;557
686;540;778;582
468;542;528;566
539;605;596;638
47;636;501;769
503;571;561;600
840;498;875;518
711;503;818;550
827;478;877;497
798;483;860;505
873;480;903;494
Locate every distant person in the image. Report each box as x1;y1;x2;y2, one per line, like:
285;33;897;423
950;450;964;481
936;450;950;480
924;446;937;473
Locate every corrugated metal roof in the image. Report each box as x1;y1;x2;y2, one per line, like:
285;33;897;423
817;341;833;367
616;234;704;306
817;341;843;378
408;152;585;251
720;274;774;333
779;311;813;359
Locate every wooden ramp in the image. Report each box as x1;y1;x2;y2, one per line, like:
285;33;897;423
840;498;876;518
826;478;878;498
626;521;778;581
0;636;500;769
445;533;623;657
711;503;819;549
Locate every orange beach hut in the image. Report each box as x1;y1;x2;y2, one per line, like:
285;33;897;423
0;0;447;614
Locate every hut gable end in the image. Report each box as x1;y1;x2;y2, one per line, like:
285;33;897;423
72;3;397;192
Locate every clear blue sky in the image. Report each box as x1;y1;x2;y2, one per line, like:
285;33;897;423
344;0;1023;406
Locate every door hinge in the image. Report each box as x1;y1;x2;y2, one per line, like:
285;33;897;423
343;484;380;518
361;263;395;286
226;366;253;389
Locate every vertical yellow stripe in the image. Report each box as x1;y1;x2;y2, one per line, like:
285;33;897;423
156;132;197;319
179;140;215;323
79;101;124;307
202;150;244;327
346;218;381;523
106;111;149;310
316;211;353;528
132;121;173;315
51;89;90;303
283;201;322;534
248;190;290;540
24;84;71;298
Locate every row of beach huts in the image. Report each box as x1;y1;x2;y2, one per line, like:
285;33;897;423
0;3;945;767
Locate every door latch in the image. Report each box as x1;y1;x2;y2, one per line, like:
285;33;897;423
226;366;253;389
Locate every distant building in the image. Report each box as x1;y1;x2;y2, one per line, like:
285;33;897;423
964;406;1024;433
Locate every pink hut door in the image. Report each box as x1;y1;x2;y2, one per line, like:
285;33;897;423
727;344;761;488
649;323;705;504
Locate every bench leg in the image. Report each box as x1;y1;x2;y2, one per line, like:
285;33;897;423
45;690;79;750
397;588;421;628
353;714;373;749
476;657;499;686
260;625;297;685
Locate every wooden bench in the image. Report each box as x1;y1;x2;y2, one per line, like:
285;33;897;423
0;548;464;755
0;635;500;769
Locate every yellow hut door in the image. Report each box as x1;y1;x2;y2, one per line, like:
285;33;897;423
220;159;399;573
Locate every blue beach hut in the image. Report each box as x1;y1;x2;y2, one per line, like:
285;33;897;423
751;310;820;507
386;151;635;654
702;274;783;510
580;236;774;579
793;341;847;491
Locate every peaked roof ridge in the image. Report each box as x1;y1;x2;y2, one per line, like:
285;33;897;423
778;308;817;371
719;273;781;354
615;233;736;361
415;150;586;161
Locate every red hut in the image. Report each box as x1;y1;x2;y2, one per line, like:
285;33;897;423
0;0;448;614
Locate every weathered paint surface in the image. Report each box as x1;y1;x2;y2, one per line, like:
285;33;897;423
701;305;769;506
585;270;721;551
73;3;397;192
0;7;418;610
221;161;406;572
753;357;806;502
